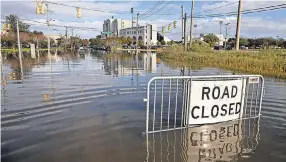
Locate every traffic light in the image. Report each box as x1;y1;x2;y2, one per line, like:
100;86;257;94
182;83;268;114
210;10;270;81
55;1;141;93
7;24;11;30
173;21;177;28
162;27;165;34
168;24;171;31
76;7;82;18
3;24;6;30
36;2;45;14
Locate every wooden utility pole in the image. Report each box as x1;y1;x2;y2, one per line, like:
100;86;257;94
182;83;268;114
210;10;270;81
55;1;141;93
189;0;195;49
184;13;187;51
71;28;74;51
45;2;51;55
16;20;23;79
225;23;230;50
235;0;242;51
181;5;184;43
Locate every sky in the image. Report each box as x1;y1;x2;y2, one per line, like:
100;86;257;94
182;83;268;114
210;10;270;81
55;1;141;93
1;0;286;40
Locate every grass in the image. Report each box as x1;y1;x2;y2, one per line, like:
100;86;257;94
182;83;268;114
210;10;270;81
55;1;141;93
159;45;286;79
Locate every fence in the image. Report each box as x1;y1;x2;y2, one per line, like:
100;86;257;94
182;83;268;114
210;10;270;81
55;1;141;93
145;75;264;134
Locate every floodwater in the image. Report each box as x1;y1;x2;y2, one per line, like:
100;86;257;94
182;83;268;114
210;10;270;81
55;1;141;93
1;49;286;162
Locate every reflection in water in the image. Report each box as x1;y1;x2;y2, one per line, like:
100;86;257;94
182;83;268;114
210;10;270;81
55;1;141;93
102;52;157;77
146;117;260;162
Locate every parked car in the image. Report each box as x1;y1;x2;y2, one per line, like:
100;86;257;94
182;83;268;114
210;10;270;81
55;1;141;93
214;45;223;50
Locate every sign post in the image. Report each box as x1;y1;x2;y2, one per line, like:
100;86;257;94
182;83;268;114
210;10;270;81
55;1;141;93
188;79;246;125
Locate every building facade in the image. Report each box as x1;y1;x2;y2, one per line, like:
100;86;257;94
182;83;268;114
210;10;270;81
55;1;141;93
102;18;132;39
119;24;158;45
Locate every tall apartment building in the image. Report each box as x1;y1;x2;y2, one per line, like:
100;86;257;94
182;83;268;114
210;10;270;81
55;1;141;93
102;18;132;39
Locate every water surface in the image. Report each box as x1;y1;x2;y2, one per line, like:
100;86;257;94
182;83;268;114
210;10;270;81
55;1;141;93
1;49;286;162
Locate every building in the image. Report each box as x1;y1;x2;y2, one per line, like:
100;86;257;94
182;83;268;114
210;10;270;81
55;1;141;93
119;24;158;45
45;34;61;44
192;33;225;46
102;18;132;39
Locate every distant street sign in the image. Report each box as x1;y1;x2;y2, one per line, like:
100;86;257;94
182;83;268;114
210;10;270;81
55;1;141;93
188;79;246;125
102;32;113;34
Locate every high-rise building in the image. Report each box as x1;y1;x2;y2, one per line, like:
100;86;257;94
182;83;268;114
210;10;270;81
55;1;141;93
102;18;132;39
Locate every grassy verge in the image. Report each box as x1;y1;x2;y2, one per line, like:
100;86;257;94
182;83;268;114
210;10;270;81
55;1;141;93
159;45;286;79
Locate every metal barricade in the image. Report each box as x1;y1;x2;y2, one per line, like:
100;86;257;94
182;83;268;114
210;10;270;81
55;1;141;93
145;75;264;134
145;117;261;162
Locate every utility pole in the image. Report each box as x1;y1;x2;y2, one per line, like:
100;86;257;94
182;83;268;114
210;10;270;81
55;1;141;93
71;28;74;51
131;8;134;28
16;20;23;79
184;13;187;51
181;5;184;43
136;13;139;50
189;0;195;49
225;23;230;50
235;0;242;51
45;2;51;55
219;21;223;34
65;26;68;51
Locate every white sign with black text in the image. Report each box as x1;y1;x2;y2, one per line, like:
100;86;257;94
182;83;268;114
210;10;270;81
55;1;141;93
188;79;246;125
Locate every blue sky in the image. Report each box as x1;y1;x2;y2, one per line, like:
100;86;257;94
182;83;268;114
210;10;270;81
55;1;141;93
1;1;286;40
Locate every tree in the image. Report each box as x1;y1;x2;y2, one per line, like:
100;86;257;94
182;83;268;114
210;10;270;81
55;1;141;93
126;37;132;45
167;40;174;45
161;40;166;45
89;37;103;46
138;40;144;46
227;38;235;48
1;32;17;48
5;14;30;32
33;30;43;34
82;39;89;46
203;33;219;47
239;38;249;47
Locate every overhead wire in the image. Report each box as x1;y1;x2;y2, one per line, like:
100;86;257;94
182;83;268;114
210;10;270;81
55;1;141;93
140;1;173;20
194;1;238;15
43;1;130;14
193;4;286;18
139;1;164;18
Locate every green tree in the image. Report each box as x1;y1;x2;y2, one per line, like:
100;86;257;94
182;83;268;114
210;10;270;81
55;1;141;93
138;40;144;46
161;40;166;45
5;14;30;32
203;33;219;47
126;37;132;45
89;37;103;46
239;38;249;47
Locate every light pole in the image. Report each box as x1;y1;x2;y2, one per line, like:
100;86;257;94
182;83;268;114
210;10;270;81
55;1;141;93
219;21;223;34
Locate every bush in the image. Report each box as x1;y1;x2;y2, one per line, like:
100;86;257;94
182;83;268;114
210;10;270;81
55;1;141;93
190;41;211;53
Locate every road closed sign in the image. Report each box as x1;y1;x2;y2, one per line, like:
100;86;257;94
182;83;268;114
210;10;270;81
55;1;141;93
188;79;246;125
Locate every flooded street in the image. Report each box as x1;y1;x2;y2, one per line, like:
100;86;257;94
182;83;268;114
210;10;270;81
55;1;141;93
1;49;286;162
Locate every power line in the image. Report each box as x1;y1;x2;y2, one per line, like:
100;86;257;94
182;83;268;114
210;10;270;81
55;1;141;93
44;1;130;14
139;1;164;17
140;1;173;20
193;4;286;18
194;1;238;15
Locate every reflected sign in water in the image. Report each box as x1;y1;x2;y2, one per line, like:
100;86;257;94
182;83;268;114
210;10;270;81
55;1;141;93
146;117;260;162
